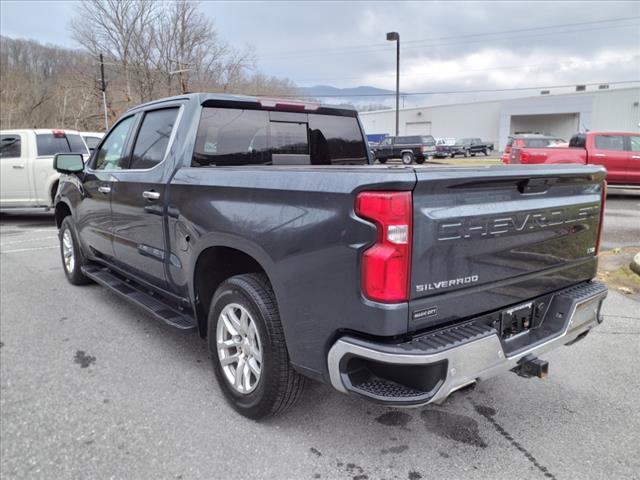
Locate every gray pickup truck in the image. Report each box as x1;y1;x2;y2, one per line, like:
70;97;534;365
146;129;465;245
53;93;607;419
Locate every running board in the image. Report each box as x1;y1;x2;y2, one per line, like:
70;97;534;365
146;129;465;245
82;265;196;330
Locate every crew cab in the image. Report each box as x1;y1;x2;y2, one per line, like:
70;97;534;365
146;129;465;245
436;137;493;158
0;129;89;209
373;135;436;164
508;132;639;186
53;93;608;419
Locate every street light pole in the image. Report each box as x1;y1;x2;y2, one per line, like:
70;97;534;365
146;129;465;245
386;32;400;136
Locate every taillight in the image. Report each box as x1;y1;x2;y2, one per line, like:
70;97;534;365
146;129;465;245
520;151;531;163
355;191;412;303
595;181;607;255
52;129;66;138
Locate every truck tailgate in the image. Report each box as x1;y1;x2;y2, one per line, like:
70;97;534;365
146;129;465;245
409;164;605;331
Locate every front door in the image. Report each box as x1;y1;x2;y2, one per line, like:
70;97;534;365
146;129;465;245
0;133;32;206
110;107;180;290
77;116;136;260
590;134;628;183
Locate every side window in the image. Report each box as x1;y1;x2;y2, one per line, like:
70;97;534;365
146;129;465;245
129;108;179;169
595;135;624;151
93;116;134;171
628;136;640;152
381;138;392;146
193;108;270;167
0;135;22;158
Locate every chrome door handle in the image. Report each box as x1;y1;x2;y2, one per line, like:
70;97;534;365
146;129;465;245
594;153;606;157
12;164;25;169
142;190;160;200
98;186;111;194
632;155;640;159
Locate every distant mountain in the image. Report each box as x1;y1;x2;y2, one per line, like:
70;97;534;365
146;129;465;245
296;85;403;110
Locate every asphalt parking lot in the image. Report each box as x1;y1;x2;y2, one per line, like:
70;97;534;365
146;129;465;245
1;193;639;480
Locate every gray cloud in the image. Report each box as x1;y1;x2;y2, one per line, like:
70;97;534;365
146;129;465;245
2;0;639;97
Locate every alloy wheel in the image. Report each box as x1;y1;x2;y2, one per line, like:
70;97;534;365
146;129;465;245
216;303;263;394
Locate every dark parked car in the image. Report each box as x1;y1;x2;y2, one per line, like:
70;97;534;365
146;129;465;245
436;138;494;158
373;135;437;164
53;93;607;420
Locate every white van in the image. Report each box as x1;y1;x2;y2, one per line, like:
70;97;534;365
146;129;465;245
0;129;89;209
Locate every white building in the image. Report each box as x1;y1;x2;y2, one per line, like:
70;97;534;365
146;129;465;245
359;86;640;151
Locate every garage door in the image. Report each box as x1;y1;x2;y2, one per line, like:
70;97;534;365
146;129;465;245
405;122;432;135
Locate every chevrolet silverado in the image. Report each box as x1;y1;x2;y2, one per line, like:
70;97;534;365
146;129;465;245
53;93;608;419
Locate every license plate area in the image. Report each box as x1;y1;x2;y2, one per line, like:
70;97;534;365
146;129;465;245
497;302;534;339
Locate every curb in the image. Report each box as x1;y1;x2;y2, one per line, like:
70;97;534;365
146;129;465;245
631;253;640;276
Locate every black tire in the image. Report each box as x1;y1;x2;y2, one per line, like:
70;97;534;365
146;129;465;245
208;273;306;419
450;153;455;158
377;158;387;164
471;152;476;157
401;152;414;165
59;216;91;285
415;157;425;165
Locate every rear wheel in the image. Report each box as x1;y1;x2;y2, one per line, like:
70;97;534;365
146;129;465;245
401;152;414;165
59;216;91;285
208;273;306;419
377;158;387;164
415;157;425;165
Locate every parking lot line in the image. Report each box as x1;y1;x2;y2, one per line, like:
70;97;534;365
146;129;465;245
0;245;58;254
0;236;58;245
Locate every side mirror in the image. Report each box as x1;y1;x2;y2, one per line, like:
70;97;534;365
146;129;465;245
54;153;84;174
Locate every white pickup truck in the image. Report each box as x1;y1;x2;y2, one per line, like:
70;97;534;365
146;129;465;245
0;129;89;209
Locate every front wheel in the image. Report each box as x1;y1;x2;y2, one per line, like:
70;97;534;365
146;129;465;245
59;216;91;285
208;273;306;419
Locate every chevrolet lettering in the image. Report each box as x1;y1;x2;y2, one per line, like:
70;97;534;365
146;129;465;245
438;204;600;241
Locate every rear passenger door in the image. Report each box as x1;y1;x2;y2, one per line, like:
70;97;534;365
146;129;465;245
590;134;628;183
626;135;640;185
110;106;181;289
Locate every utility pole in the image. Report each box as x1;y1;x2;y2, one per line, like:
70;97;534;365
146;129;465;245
99;53;108;131
386;32;400;136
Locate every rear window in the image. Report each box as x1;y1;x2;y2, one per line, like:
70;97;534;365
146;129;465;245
421;136;435;146
36;133;88;156
569;135;586;148
522;138;561;148
595;135;624;151
192;107;367;166
0;135;21;158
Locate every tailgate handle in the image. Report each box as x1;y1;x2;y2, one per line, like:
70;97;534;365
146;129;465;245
518;178;554;194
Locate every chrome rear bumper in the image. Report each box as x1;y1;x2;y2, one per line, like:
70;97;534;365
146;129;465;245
327;281;607;406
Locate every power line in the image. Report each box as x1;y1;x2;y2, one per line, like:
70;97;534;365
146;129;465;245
253;80;640;98
260;16;640;59
291;55;640;84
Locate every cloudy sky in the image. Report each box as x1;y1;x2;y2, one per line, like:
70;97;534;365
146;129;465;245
1;0;638;106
